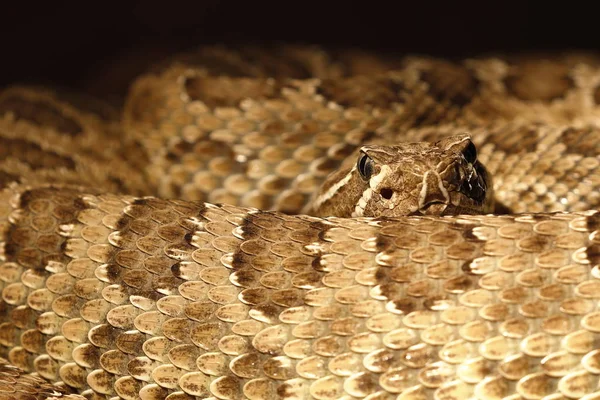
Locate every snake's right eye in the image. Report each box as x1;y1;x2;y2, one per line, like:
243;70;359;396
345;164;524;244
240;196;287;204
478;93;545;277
357;153;374;181
462;140;477;164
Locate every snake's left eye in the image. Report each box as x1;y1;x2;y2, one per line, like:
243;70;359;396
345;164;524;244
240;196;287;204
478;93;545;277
462;140;477;164
357;153;374;181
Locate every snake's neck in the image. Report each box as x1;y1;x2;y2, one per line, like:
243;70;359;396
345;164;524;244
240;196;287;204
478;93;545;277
307;165;366;218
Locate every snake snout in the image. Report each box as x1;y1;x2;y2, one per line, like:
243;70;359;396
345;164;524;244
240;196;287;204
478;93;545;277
418;171;450;211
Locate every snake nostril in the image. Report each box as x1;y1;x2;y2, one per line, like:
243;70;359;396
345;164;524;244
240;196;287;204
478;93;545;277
380;188;393;200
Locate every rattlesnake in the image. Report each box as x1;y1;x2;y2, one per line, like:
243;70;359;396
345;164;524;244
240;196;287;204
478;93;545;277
0;45;599;400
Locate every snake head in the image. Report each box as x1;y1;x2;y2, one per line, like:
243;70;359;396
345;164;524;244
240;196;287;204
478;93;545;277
310;134;494;218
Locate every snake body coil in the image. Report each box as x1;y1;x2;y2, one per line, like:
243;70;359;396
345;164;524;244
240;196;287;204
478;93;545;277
0;45;599;399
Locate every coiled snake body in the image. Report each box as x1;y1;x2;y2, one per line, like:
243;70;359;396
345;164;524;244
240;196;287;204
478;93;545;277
0;45;599;399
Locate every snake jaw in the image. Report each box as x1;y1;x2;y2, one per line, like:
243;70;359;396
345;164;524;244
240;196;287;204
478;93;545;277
419;202;449;215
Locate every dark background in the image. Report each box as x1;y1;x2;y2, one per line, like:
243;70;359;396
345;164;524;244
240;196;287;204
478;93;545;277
2;1;599;101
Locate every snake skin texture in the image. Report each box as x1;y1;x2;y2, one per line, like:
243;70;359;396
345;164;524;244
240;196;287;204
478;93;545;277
0;45;599;399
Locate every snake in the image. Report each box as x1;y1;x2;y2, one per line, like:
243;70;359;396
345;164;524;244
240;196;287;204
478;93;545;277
0;44;599;400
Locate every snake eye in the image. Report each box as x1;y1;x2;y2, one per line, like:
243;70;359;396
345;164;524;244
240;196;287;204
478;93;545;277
462;140;477;164
357;153;374;181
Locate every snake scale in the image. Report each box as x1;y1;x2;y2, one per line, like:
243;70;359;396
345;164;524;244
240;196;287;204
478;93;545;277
0;45;600;400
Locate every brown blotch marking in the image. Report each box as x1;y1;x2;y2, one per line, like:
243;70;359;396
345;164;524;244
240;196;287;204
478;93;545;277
106;176;132;196
488;124;541;154
392;298;417;314
374;267;388;283
519;235;550;252
277;382;295;399
102;197;198;297
126;83;163;126
376;283;402;305
350;130;377;145
234;46;315;79
374;234;393;252
7;188;88;270
503;62;574;102
528;214;552;222
10;307;37;329
0;137;76;170
252;303;283;323
114;139;150;172
184;76;284;109
327;48;404;76
445;275;476;294
165;139;195;163
71;196;90;212
171;262;184;278
419;60;480;107
157;51;251;77
559;127;600;157
234;269;262;288
309;221;334;240
230;213;266;271
167;46;316;79
308;221;331;241
461;259;477;274
261;176;290;193
0;95;82;136
594;85;600;105
48;87;119;122
375;267;408;302
2;241;18;259
364;129;379;143
238;219;262;239
460;226;486;243
312;157;343;177
230;252;256;271
587;213;600;232
311;256;330;273
586;244;600;269
423;295;453;310
102;263;122;283
316;76;408;108
183;232;196;245
0;171;19;188
153;275;185;294
113;214;132;231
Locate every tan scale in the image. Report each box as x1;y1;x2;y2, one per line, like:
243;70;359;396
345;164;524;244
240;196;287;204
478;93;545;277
0;45;599;399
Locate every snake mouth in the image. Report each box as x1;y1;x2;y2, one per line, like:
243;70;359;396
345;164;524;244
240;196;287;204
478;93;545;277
412;198;486;216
